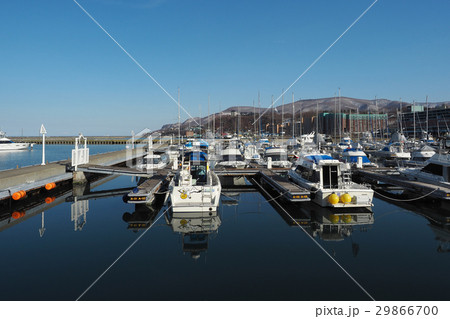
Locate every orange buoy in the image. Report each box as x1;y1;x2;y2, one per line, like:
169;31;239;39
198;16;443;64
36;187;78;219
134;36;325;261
12;192;22;200
45;182;56;190
12;211;21;219
12;190;26;200
45;197;55;204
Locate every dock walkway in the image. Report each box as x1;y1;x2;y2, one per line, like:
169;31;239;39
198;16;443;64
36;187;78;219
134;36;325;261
0;147;148;202
259;169;310;202
354;168;450;200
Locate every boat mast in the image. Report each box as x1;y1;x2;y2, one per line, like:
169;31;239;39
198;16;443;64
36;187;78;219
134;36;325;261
316;101;319;149
399;98;403;134
281;88;284;138
334;92;337;141
338;88;341;141
208;95;211;133
357;105;360;141
253;99;256;136
375;96;378;142
413;100;416;141
271;95;274;137
292;92;295;139
178;88;181;145
219;104;222;137
258;91;261;138
426;95;429;136
299;98;303;136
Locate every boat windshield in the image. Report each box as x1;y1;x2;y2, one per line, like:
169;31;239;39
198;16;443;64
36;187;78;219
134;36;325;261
221;155;244;162
295;165;320;183
0;140;13;144
191;164;207;185
266;155;285;162
143;158;161;165
421;163;443;176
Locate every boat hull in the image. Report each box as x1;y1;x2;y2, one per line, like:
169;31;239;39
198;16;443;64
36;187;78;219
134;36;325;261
288;171;373;208
169;184;222;213
0;143;30;151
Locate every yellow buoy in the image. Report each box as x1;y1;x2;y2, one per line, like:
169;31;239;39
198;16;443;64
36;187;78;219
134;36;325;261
180;193;187;199
180;219;188;226
329;214;339;224
328;193;339;205
342;215;352;223
340;193;352;204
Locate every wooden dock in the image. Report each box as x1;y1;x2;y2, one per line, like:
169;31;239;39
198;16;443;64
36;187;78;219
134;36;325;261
259;168;310;202
125;168;173;204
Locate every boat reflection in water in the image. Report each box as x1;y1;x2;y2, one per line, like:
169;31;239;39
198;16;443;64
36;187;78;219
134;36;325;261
166;209;221;260
375;189;450;253
257;176;374;256
122;204;160;232
307;206;374;254
122;194;165;232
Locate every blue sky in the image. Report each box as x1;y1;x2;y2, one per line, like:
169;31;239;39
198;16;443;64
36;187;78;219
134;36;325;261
0;0;449;135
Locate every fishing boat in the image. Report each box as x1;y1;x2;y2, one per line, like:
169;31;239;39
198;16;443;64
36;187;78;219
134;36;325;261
341;147;377;168
216;147;248;168
136;153;168;171
243;143;261;163
337;136;353;150
262;147;292;168
0;131;31;151
288;152;374;208
168;151;221;212
374;143;411;161
408;145;436;164
399;153;450;187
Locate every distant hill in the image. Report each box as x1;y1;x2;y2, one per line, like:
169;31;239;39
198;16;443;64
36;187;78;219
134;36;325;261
159;96;450;133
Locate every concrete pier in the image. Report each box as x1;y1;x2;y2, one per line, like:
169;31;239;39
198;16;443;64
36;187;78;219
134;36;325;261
0;147;148;202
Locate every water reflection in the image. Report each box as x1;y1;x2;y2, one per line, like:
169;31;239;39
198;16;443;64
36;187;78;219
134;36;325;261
122;200;163;232
257;177;374;256
0;183;72;234
166;210;221;260
375;190;450;253
0;176;131;235
307;207;374;244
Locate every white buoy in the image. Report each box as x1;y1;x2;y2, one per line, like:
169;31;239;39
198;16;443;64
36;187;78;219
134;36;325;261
267;157;272;169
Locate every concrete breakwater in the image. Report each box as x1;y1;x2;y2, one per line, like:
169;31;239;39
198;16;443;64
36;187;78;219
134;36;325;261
10;136;131;145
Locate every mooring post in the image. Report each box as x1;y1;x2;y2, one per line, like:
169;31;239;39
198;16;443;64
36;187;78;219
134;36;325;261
40;124;47;165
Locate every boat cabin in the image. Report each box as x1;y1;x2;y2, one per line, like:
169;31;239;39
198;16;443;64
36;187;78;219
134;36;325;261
295;155;341;188
181;151;209;186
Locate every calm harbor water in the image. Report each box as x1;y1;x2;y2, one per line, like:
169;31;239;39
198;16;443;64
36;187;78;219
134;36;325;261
0;146;449;301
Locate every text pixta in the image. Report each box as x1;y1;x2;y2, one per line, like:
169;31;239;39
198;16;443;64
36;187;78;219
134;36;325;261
316;306;359;317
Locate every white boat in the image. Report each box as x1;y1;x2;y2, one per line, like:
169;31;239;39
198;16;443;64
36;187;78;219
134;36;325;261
263;147;292;168
136;153;168;171
243;143;261;163
0;131;31;151
288;152;374;208
409;145;436;164
217;147;248;169
375;143;411;160
400;153;450;187
337;136;353;150
168;151;221;212
342;148;377;168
